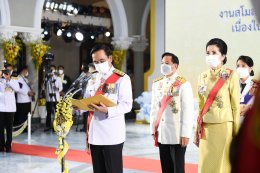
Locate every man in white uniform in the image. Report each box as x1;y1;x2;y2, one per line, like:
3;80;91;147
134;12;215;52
14;66;35;129
0;64;20;152
84;44;133;173
150;52;194;173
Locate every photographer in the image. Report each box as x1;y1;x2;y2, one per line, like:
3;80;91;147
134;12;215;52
57;65;71;96
0;64;20;152
44;65;63;132
14;66;35;131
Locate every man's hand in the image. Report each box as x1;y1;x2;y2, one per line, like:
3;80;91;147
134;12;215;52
28;91;35;97
180;137;189;147
89;102;108;114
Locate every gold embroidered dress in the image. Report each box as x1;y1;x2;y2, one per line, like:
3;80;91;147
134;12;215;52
197;66;240;173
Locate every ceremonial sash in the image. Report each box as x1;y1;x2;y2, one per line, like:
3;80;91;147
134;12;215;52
153;78;183;147
86;72;121;154
197;69;233;139
153;96;172;147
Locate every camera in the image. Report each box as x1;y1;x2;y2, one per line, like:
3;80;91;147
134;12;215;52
43;52;54;62
1;69;12;75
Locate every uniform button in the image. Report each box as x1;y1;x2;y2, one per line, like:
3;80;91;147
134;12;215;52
161;119;164;121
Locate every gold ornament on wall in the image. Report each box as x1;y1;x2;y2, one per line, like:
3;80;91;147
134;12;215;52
112;49;126;70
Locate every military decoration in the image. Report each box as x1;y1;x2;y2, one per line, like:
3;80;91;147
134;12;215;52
198;85;207;95
104;83;118;94
169;100;178;114
215;95;224;108
219;69;231;80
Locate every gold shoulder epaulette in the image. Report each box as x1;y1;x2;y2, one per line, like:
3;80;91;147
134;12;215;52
11;77;18;80
113;69;125;77
176;76;186;84
153;76;163;83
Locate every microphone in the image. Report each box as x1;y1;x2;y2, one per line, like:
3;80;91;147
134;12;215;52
72;72;87;85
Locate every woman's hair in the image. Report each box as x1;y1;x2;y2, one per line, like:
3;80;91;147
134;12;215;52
237;55;254;76
206;38;228;64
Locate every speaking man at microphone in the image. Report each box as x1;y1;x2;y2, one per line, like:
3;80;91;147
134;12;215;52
83;44;133;173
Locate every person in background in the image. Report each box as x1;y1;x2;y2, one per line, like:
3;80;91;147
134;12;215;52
14;66;35;131
44;65;63;132
236;55;258;117
150;52;194;173
58;65;71;96
230;1;260;172
80;63;96;132
0;64;20;152
194;38;240;173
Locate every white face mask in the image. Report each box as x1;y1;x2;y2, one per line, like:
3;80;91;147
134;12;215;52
160;64;173;76
206;55;221;68
94;61;110;74
58;70;64;75
236;67;250;79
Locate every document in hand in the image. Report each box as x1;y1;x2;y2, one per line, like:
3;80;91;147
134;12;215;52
71;94;117;111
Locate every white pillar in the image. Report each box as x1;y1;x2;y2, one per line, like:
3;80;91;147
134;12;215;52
22;33;42;118
131;35;148;99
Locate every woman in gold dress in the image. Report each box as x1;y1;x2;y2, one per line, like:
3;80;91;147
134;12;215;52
194;38;240;173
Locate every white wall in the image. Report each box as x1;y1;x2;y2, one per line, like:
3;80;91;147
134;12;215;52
165;0;260;94
8;0;36;27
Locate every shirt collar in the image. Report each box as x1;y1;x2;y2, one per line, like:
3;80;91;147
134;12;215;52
163;72;178;81
240;76;252;84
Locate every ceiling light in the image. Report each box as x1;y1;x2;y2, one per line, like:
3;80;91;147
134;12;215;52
62;28;73;43
74;29;85;42
105;31;111;37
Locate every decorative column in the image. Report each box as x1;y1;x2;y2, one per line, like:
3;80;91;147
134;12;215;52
131;35;148;99
111;37;132;72
22;33;42;118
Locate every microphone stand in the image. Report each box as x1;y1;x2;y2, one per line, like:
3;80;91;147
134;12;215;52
58;73;93;173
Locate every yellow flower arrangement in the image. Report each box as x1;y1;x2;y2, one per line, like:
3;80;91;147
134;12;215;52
112;49;126;70
53;94;73;173
2;40;21;65
30;43;50;69
38;98;46;106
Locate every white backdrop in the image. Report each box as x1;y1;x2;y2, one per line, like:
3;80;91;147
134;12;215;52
165;0;260;94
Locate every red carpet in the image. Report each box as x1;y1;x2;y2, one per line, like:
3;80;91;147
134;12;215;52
12;143;198;173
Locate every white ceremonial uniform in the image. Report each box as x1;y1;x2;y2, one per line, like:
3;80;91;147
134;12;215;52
45;75;63;102
150;73;194;144
0;78;20;112
84;66;133;145
16;75;31;103
240;76;255;105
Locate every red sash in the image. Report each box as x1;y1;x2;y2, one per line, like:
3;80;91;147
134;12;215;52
153;96;172;147
86;72;121;154
153;78;183;147
197;69;232;139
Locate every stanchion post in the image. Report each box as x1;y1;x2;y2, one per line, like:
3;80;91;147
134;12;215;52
61;137;65;172
28;112;32;145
